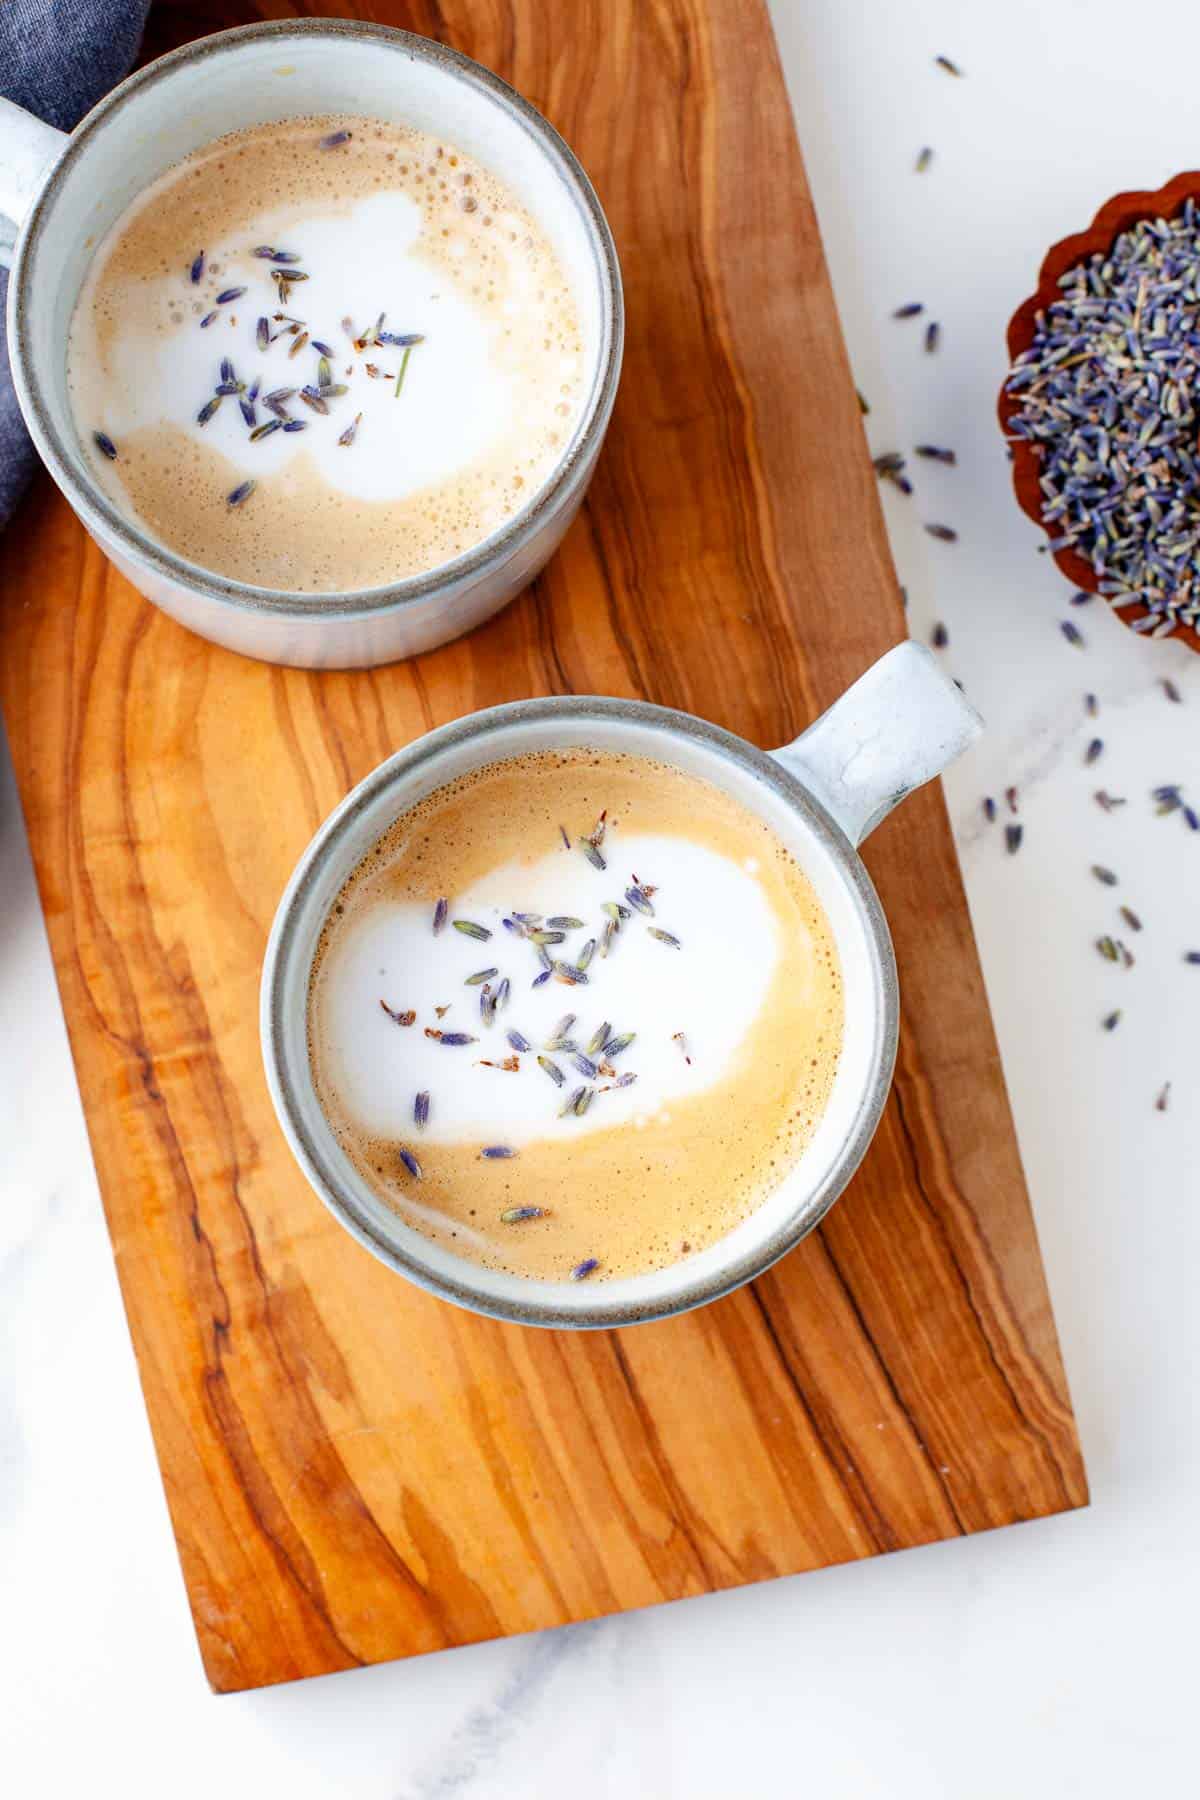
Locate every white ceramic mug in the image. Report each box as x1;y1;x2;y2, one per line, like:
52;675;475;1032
0;19;623;669
262;643;983;1328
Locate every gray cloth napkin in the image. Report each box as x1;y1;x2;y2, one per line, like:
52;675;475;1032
1;0;150;527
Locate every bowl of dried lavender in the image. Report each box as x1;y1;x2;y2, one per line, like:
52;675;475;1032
1001;173;1200;651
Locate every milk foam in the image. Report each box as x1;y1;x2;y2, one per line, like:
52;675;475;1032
316;834;785;1147
306;749;845;1283
67;117;587;590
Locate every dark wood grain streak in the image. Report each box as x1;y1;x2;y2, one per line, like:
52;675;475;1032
0;0;1086;1690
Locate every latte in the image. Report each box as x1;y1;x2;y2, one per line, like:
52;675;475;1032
306;748;844;1282
67;115;586;591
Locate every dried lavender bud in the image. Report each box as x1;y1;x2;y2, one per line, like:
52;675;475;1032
1004;204;1200;638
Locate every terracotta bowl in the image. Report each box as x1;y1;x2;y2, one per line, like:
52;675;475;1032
999;171;1200;654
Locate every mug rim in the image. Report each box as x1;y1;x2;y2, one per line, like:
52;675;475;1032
8;17;624;621
260;695;899;1329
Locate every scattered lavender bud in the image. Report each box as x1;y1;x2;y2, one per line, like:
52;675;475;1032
414;1091;430;1128
571;1258;600;1280
380;1001;415;1026
1156;1082;1172;1112
502;1207;545;1223
934;54;963;75
1005;824;1023;854
1162;678;1183;703
1119;906;1143;933
1060;620;1085;648
92;431;118;460
480;1146;516;1159
507;1030;531;1053
925;522;957;541
199;311;217;328
924;321;940;353
931;621;949;649
452;919;491;941
1085;693;1098;717
915;444;956;464
983;796;997;822
189;250;205;284
398;1147;422;1180
892;303;924;319
1091;865;1118;886
1102;1010;1121;1032
226;480;255;508
1085;738;1104;765
216;286;246;305
915;146;933;173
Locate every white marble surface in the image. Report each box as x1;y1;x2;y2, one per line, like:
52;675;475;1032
3;0;1198;1790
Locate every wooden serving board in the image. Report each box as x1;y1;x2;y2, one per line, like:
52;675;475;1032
0;0;1087;1692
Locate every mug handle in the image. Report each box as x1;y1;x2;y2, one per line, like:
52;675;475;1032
0;97;68;269
771;641;983;846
